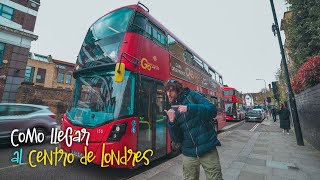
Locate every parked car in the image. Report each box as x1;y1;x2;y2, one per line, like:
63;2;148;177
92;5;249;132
245;109;264;122
0;103;57;144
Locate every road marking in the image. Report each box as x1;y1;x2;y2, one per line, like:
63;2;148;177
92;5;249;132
222;120;244;131
0;163;28;171
249;123;260;132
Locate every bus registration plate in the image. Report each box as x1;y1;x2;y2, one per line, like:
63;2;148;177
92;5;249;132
71;150;83;158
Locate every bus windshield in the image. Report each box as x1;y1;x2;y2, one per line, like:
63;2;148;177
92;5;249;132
67;70;135;127
225;103;234;115
77;8;134;68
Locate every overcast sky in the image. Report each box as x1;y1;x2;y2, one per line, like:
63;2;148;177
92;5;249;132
30;0;288;93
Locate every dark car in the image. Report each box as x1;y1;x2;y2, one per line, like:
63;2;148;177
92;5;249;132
245;109;263;122
0;103;57;144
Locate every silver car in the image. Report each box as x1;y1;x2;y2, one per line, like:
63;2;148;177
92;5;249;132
0;103;57;144
245;109;263;122
252;109;266;120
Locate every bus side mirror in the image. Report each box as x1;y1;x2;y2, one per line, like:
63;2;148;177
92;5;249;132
114;63;125;82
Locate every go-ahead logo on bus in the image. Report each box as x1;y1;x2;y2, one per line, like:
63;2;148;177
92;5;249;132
141;56;160;71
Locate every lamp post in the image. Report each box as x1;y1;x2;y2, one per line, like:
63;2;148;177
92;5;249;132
256;79;267;108
269;0;304;146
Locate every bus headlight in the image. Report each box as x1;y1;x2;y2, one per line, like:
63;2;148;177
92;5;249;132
107;122;127;142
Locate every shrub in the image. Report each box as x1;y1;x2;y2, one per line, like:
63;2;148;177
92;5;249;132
291;74;303;94
291;55;320;93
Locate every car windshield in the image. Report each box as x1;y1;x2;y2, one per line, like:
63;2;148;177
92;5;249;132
67;70;135;127
77;8;134;69
248;110;261;114
253;105;263;109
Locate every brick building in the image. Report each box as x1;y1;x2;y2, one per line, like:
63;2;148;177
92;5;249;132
0;0;40;102
25;52;75;89
52;59;75;89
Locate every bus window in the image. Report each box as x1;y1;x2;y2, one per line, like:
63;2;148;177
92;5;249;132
168;35;184;61
193;56;204;71
145;22;166;48
152;27;166;46
155;84;166;151
203;63;209;73
146;23;152;38
138;80;153;151
219;76;223;85
85;8;134;43
129;12;147;35
220;99;225;112
184;50;193;65
209;69;217;81
210;96;218;105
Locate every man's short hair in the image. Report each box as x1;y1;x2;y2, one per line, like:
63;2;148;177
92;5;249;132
164;79;183;94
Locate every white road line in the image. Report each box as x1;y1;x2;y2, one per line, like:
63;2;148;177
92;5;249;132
222;120;244;131
250;123;260;132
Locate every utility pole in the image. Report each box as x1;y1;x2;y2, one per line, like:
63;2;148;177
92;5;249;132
256;78;267;109
269;0;304;146
256;79;268;111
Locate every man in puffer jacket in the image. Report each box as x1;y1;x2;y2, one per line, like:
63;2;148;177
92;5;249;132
164;79;223;180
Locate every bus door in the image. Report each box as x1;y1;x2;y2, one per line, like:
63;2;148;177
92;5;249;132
138;77;167;159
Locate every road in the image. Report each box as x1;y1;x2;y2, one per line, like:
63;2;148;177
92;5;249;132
0;118;270;180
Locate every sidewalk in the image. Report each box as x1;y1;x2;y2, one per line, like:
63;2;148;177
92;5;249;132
129;117;320;180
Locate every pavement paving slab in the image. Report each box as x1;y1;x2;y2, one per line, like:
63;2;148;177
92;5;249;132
129;117;320;180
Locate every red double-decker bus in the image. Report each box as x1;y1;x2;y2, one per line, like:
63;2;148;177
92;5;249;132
224;86;245;121
61;3;225;168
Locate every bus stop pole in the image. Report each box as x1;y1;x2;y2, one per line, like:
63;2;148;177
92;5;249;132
269;0;304;146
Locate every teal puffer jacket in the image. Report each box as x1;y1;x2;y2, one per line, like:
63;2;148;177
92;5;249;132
167;88;221;157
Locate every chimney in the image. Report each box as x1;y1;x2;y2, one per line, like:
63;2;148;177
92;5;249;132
48;55;53;63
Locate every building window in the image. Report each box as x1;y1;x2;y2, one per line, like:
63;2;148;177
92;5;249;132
58;73;64;83
0;42;4;65
66;74;71;84
0;4;14;20
34;54;49;62
36;68;46;83
24;66;35;82
56;64;66;70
